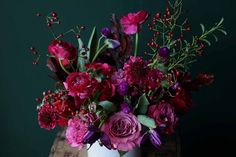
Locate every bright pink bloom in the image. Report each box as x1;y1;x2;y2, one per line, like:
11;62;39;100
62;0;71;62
38;104;58;130
48;40;77;65
64;72;97;99
101;112;141;151
120;11;149;35
65;117;89;149
124;56;149;87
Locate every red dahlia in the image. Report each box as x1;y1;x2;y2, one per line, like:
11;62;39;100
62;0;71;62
124;56;149;87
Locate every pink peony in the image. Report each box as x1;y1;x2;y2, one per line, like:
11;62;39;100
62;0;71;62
38;104;58;130
124;56;149;88
48;40;77;66
120;11;149;35
148;102;177;135
101;112;141;151
65;117;89;149
64;72;97;99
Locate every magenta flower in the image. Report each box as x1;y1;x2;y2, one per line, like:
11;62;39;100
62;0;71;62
101;112;141;151
120;11;149;35
48;40;77;66
65;117;89;149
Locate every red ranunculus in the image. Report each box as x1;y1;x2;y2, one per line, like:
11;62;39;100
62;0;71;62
99;80;116;101
48;40;77;66
120;11;149;35
64;72;97;99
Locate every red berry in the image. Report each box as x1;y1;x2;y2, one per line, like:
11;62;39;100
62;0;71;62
32;61;38;65
30;47;35;51
47;22;52;27
76;35;81;38
155;13;161;19
35;98;41;102
51;12;57;17
36;13;41;17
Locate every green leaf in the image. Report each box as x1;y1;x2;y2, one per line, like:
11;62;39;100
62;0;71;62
201;38;211;46
218;29;227;35
157;63;167;73
200;24;205;33
135;94;150;114
88;27;98;62
137;115;157;129
161;79;170;89
118;151;127;157
77;38;88;71
217;17;224;26
213;34;218;42
98;101;117;113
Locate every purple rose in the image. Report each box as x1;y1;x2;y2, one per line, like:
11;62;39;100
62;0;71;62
101;112;141;151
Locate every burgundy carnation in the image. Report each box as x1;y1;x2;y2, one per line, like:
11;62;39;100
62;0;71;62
38;104;58;130
48;40;77;66
148;102;177;135
64;72;97;99
124;56;149;87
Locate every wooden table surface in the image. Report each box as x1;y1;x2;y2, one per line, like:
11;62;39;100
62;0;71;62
49;129;181;157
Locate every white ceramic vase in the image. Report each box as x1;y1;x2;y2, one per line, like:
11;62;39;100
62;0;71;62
87;141;141;157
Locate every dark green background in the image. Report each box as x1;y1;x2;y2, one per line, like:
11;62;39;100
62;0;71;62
0;0;235;156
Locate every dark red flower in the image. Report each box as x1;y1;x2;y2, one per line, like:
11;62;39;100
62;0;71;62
38;104;58;130
64;72;97;99
48;40;77;66
124;56;149;88
99;80;116;101
147;69;163;90
169;89;193;114
148;102;177;135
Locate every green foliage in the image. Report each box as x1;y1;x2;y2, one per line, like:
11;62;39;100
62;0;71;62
98;101;117;113
88;27;98;62
135;94;150;114
137;115;157;129
118;150;127;157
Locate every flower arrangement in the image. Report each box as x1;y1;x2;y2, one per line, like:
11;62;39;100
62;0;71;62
32;0;226;156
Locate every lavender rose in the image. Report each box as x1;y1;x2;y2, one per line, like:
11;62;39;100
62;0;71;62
101;112;141;151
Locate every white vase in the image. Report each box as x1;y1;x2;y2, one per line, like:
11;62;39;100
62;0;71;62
87;141;141;157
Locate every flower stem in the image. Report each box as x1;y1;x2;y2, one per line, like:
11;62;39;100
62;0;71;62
134;32;139;57
59;59;70;75
92;44;108;62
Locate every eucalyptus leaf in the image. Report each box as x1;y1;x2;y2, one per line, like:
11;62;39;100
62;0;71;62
88;27;98;62
98;101;117;113
135;94;150;114
137;115;157;129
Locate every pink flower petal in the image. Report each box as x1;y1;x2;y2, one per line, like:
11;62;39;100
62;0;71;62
122;24;138;35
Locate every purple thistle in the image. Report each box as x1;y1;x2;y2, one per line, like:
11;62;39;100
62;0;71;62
159;47;170;58
118;81;129;96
